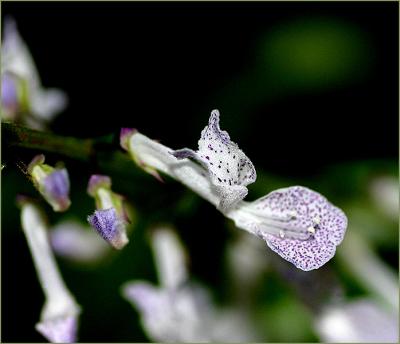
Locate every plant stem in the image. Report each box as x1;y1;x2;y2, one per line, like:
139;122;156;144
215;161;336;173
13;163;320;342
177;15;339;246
3;122;93;162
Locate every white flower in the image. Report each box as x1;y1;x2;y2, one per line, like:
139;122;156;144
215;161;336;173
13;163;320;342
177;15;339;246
121;110;348;271
19;200;80;342
50;220;110;263
121;227;255;342
315;298;399;343
1;17;67;129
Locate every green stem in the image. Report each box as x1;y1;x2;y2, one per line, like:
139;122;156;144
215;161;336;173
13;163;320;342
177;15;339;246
3;122;93;162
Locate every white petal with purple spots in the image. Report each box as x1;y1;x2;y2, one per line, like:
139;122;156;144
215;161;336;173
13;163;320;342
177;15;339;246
230;186;347;271
172;110;256;212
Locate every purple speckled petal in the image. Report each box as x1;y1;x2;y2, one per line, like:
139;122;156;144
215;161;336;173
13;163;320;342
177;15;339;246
43;169;71;212
87;208;128;249
172;110;256;211
251;186;347;271
36;315;77;343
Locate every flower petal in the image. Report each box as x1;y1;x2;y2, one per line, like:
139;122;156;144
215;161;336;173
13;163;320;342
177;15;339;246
172;110;256;212
235;186;347;271
43;169;71;212
87;208;129;249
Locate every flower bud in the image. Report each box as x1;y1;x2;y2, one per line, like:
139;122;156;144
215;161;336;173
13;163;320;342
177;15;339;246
28;154;71;212
87;174;129;249
120;128;163;182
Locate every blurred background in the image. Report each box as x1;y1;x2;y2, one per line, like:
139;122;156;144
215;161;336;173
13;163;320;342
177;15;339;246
2;1;398;342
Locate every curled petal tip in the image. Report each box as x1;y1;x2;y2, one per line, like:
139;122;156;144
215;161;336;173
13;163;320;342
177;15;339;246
172;110;256;211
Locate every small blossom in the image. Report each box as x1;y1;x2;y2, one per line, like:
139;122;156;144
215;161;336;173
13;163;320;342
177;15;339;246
87;174;129;249
315;299;399;343
19;199;80;343
28;154;71;212
50;220;110;263
228;186;347;271
1;17;67;129
172;110;256;212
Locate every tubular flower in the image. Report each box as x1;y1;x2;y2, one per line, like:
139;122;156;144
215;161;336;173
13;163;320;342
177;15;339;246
19;198;80;343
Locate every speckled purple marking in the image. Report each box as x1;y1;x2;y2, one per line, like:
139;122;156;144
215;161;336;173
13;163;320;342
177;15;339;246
253;186;347;271
171;110;256;210
87;208;121;243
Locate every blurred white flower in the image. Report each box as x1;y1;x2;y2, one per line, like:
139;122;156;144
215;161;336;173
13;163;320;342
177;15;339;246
19;199;80;342
122;227;256;342
226;232;269;293
1;17;67;129
50;220;110;263
369;176;399;221
315;298;399;343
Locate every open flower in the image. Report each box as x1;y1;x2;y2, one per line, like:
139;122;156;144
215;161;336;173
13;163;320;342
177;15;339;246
172;110;256;212
227;186;347;271
1;17;67;130
121;110;347;270
28;154;71;212
87;174;129;249
19;198;80;343
122;227;255;342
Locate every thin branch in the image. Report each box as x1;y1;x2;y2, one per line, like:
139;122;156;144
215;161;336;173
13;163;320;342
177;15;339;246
3;122;94;162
